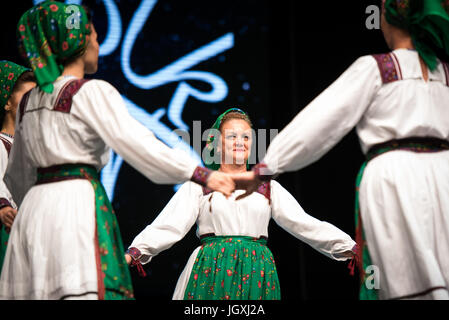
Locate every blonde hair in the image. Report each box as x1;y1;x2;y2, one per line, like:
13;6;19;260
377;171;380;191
218;111;253;132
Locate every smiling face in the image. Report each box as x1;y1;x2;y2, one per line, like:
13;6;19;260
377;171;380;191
219;118;252;167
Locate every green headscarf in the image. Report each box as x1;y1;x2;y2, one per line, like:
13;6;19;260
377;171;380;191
383;0;449;70
17;0;91;93
204;107;251;171
0;60;30;109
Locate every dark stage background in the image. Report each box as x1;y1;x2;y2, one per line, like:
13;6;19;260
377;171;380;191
1;0;390;300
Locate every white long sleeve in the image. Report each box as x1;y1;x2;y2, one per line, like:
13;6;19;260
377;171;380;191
4;123;36;207
72;80;198;184
5;77;201;207
270;180;356;260
263;55;381;175
128;181;202;264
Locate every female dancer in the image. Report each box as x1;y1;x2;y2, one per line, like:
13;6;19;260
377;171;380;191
0;1;234;300
125;108;356;300
234;0;449;300
0;61;35;273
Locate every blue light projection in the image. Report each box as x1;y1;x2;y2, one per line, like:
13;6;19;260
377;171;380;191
33;0;234;200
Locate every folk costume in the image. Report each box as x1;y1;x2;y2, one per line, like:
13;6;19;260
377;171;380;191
126;108;356;300
0;1;213;300
255;0;449;300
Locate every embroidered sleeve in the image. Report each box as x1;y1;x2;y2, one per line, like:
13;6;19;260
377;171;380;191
126;247;147;277
190;166;212;187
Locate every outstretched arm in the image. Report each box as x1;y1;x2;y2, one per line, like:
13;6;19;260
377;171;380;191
233;56;380;196
125;181;201;269
270;180;356;261
72;80;234;196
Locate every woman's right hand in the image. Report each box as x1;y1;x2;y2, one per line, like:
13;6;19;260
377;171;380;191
206;171;235;197
125;253;132;265
230;171;263;200
0;206;17;230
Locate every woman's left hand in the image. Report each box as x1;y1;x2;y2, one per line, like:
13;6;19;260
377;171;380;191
125;254;132;265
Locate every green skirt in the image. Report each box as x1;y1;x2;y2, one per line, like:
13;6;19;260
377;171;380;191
184;236;281;300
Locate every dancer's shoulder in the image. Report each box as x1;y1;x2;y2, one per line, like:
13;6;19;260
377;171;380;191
80;78;118;91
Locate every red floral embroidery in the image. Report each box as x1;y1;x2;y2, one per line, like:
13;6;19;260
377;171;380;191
191;166;212;187
0;197;12;210
372;53;402;83
62;41;68;51
50;4;58;11
19;24;25;32
120;286;134;299
7;73;14;80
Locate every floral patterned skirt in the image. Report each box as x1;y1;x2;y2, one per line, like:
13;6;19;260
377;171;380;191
184;236;280;300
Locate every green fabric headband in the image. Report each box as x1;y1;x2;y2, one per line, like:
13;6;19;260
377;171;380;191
204;107;249;171
17;0;91;93
383;0;449;70
0;60;30;109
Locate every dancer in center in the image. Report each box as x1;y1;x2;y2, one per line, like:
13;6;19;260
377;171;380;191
126;108;357;300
